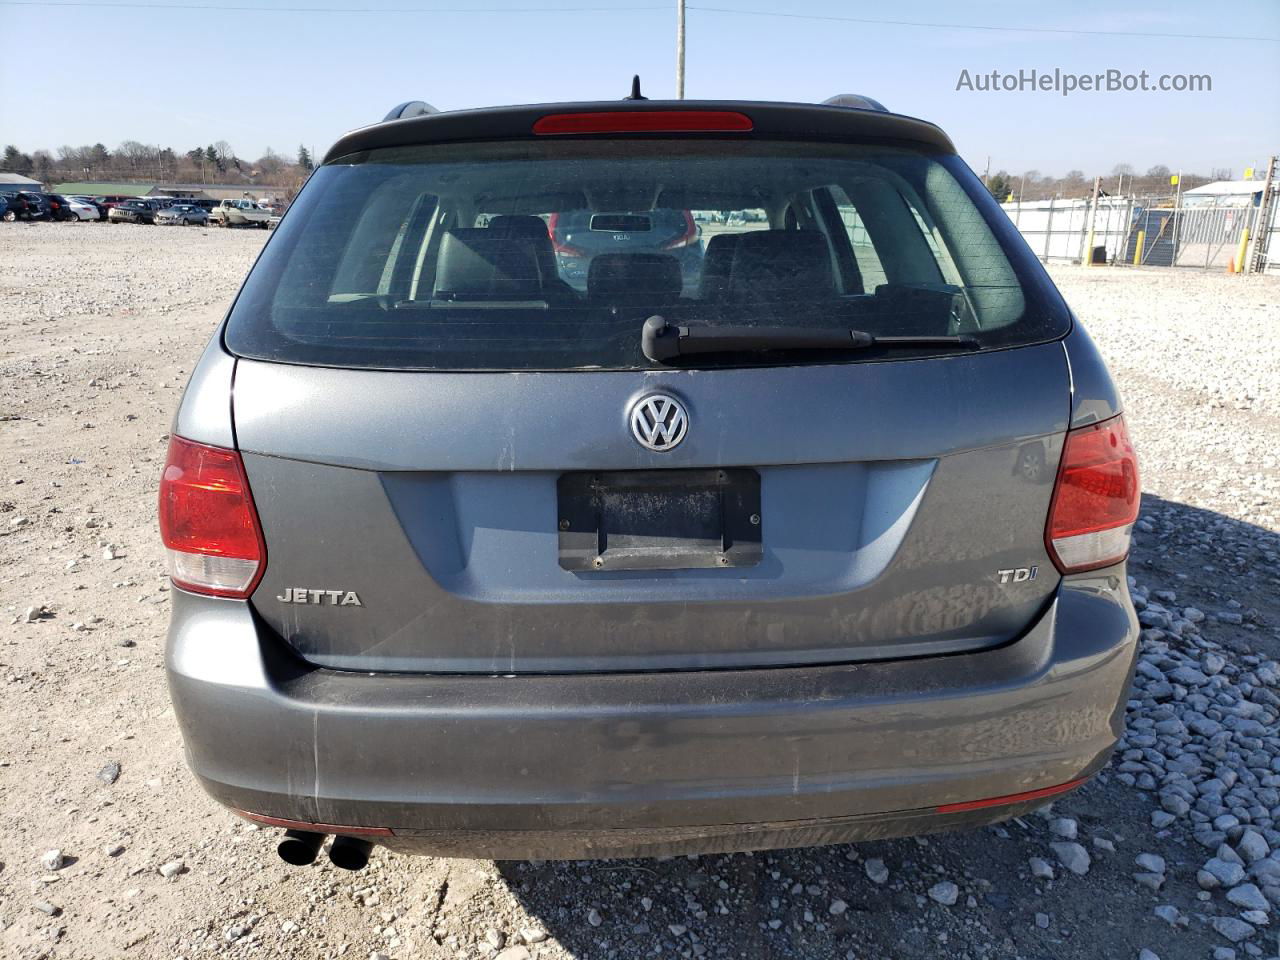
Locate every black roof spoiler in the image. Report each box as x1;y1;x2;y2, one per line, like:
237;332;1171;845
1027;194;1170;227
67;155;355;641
327;98;952;164
382;95;884;124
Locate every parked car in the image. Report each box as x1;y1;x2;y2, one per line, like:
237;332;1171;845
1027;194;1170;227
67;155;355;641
0;195;8;221
108;199;160;224
1;191;49;221
91;195;134;215
207;198;273;228
162;94;1140;869
37;194;80;222
155;203;209;226
49;194;100;221
68;195;109;219
549;207;703;292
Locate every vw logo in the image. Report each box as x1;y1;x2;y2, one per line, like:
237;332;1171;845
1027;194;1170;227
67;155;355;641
629;394;689;452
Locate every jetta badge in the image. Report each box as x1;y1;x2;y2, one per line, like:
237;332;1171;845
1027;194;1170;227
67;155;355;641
277;587;362;606
630;394;689;452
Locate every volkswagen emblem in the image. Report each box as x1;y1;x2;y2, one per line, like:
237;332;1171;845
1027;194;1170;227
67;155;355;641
629;394;689;452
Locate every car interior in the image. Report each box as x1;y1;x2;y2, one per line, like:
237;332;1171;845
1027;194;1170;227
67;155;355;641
252;145;1033;368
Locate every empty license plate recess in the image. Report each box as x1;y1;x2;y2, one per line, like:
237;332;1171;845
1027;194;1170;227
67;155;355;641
557;469;762;572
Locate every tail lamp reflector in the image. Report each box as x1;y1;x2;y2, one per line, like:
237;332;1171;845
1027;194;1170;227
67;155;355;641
546;212;584;257
158;435;265;598
662;210;699;250
1046;414;1140;573
936;775;1090;814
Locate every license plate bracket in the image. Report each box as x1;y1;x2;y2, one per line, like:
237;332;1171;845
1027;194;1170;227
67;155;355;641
557;468;762;572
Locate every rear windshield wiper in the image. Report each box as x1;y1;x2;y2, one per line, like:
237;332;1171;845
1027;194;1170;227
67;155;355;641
640;316;978;364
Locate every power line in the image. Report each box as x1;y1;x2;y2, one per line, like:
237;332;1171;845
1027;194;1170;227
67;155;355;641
689;5;1280;44
0;1;663;11
1;0;1275;42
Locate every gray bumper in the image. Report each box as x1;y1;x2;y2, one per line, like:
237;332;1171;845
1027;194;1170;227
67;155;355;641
166;568;1137;859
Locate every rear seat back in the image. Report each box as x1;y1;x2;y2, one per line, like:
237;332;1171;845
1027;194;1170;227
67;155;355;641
485;215;577;300
588;253;683;307
433;228;543;301
728;230;835;302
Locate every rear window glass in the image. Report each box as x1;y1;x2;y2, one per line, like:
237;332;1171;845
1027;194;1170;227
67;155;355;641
225;139;1066;371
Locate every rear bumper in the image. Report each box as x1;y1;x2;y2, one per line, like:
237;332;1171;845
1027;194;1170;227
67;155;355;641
166;567;1137;859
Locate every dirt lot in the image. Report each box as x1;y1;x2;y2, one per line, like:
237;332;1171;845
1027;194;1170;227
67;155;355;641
1;223;1279;960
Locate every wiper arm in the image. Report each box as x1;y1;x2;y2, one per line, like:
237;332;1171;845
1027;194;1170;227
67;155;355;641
640;316;978;364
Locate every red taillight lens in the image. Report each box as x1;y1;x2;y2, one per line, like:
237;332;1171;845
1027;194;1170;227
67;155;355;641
546;212;584;257
936;775;1090;814
533;110;753;136
158;435;265;598
661;210;699;250
1045;414;1140;573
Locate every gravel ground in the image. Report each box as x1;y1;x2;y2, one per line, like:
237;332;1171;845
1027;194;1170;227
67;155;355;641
1;223;1279;960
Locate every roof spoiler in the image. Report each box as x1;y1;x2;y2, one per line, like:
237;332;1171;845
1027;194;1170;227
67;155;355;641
822;94;888;113
383;101;439;122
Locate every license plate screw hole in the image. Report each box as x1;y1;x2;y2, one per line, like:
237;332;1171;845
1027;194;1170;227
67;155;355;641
558;519;570;531
592;556;605;569
717;555;729;565
749;513;761;525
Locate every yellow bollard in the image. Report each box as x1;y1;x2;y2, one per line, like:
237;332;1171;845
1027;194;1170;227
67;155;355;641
1133;230;1145;266
1084;230;1095;267
1234;228;1250;274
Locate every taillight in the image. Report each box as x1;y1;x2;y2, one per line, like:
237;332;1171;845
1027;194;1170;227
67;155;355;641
158;435;265;598
1045;414;1140;573
661;210;698;250
546;213;584;257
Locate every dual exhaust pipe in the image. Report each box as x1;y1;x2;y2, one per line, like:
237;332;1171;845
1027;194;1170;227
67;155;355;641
277;830;373;870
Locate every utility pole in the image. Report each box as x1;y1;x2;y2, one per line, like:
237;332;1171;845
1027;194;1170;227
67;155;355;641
1083;175;1102;266
675;0;686;99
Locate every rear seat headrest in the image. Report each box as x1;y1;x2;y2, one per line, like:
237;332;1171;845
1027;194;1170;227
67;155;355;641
485;215;551;239
729;230;834;300
588;253;683;304
434;228;542;300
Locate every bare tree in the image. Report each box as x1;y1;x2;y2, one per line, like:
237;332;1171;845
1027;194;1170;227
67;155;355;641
254;148;287;178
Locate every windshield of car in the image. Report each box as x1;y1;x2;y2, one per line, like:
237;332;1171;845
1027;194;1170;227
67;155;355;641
225;138;1066;371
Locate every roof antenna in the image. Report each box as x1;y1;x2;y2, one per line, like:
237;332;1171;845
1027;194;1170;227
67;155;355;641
625;75;647;101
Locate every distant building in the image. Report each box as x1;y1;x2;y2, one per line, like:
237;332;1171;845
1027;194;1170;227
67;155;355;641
0;172;44;190
1183;180;1265;207
51;180;290;203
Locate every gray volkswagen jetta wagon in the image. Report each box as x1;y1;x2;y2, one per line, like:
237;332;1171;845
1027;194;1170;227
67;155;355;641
161;93;1140;869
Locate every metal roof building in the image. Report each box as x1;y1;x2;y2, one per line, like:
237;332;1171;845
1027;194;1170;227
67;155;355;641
1183;180;1265;207
0;172;44;189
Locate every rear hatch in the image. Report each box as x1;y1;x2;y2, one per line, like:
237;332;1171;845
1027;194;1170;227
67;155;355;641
222;109;1073;674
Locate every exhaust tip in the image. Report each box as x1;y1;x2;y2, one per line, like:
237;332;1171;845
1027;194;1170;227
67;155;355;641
277;829;327;866
328;835;374;871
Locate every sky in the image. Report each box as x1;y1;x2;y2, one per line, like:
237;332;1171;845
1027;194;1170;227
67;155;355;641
1;0;1278;178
